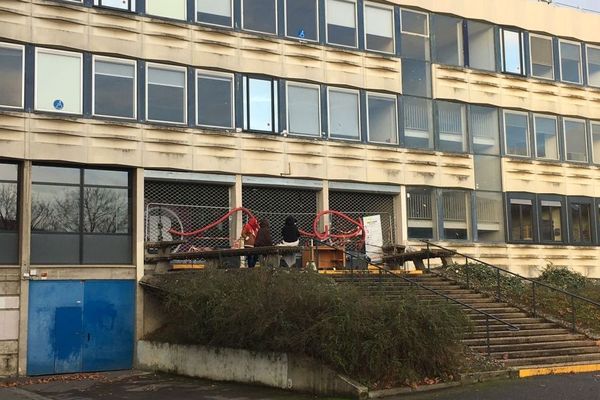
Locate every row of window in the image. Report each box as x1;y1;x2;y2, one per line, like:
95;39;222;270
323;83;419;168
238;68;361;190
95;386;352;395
0;162;132;265
58;0;600;89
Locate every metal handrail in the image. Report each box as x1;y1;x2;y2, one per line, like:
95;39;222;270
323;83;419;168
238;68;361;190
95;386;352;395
421;240;600;332
311;239;519;355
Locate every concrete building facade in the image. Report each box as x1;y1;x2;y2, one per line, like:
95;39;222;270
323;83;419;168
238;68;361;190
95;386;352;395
2;0;600;377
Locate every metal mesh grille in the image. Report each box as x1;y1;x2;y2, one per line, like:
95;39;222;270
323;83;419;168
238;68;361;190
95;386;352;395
144;180;231;251
242;186;318;244
329;191;396;250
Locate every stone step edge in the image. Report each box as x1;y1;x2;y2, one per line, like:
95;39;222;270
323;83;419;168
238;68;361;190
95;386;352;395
514;361;600;378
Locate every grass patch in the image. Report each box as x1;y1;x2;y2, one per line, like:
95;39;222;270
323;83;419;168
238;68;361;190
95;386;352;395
145;269;470;388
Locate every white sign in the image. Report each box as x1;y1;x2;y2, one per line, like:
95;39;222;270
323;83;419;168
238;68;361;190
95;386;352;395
363;215;383;263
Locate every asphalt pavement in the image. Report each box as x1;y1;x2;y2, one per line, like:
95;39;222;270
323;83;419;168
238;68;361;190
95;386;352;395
1;370;600;400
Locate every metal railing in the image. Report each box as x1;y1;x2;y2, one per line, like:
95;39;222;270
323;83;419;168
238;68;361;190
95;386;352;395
312;239;519;355
422;240;600;334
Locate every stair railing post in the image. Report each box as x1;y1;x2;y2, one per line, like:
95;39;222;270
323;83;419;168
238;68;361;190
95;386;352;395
486;315;491;356
465;258;470;290
571;296;576;333
426;242;431;273
496;268;501;301
532;281;536;317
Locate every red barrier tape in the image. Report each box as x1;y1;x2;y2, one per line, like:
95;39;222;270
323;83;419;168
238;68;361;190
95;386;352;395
168;207;255;237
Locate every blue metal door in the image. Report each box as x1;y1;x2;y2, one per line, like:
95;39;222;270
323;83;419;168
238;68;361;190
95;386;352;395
28;281;84;375
82;280;135;372
28;280;135;375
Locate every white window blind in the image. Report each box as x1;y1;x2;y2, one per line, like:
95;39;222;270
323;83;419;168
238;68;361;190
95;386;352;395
36;50;82;114
365;5;392;38
328;0;355;28
197;0;230;16
146;0;186;20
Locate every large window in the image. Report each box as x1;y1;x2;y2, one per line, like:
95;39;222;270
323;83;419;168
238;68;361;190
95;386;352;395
470;106;500;155
35;48;82;114
533;114;558;160
407;187;435;239
563;118;588;162
592;121;600;164
146;0;186;20
403;97;433;149
196;0;233;27
364;2;394;54
432;15;463;66
285;0;318;41
93;57;136;119
328;88;360;140
436;101;466;153
326;0;357;48
402;59;431;98
441;190;469;240
540;198;563;243
400;9;430;60
367;93;397;144
31;165;131;265
467;21;496;71
243;76;279;133
569;199;592;244
587;45;600;88
196;71;234;129
559;40;582;84
509;197;534;242
0;163;18;265
504;111;530;157
287;82;321;137
146;64;187;124
0;43;24;109
530;34;554;80
476;192;505;242
95;0;135;11
501;29;524;75
242;0;277;35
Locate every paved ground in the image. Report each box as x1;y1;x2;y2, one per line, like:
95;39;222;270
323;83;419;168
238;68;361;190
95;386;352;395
1;371;600;400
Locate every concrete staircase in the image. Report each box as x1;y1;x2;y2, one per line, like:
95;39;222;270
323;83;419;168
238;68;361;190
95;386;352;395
332;273;600;371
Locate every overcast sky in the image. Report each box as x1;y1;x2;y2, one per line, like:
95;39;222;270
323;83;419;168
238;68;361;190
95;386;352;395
555;0;600;12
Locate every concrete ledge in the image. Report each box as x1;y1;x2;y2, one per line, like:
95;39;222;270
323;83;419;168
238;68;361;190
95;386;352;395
518;363;600;378
136;340;368;399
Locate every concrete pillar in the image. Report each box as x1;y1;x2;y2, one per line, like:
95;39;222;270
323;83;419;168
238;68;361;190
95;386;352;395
230;175;243;243
395;186;408;244
17;161;32;376
317;180;330;233
134;168;145;340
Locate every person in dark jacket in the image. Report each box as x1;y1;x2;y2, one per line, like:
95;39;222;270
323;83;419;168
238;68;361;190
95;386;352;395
254;218;275;267
280;216;300;267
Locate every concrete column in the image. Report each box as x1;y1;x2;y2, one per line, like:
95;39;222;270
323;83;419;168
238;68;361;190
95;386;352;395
317;180;329;232
230;175;243;244
134;168;145;340
17;161;32;376
395;186;408;244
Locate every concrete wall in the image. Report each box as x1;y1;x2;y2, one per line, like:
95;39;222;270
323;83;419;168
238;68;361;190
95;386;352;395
136;340;367;399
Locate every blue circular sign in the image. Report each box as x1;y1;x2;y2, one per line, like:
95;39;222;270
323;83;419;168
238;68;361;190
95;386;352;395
53;99;64;111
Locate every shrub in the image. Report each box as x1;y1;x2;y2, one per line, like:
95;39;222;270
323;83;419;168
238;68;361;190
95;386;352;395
538;264;587;291
146;269;469;388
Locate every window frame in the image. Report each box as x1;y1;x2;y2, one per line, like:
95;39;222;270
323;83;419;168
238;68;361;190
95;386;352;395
195;0;234;28
506;192;537;243
466;20;497;72
562;117;589;163
591;120;600;165
532;113;559;160
92;55;137;120
325;0;359;49
195;69;235;129
284;0;319;42
469;105;500;155
0;42;25;110
327;86;361;142
538;195;566;244
567;197;594;245
363;1;396;55
529;33;555;81
503;110;531;158
243;75;279;134
145;62;188;125
435;100;467;153
440;189;471;241
34;47;83;115
474;191;505;243
0;161;20;265
500;28;525;76
558;39;583;85
94;0;135;12
406;186;437;240
285;81;322;138
241;0;278;35
431;14;464;67
400;8;429;37
365;91;398;145
585;43;600;88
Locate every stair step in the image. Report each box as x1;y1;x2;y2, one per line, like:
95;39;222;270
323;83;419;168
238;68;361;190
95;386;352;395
491;346;600;360
502;353;600;367
472;323;557;332
471;340;598;353
471;317;547;326
463;333;586;346
465;328;569;339
468;312;530;320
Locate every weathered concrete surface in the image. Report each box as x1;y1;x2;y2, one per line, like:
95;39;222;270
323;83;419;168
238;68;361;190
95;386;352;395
136;341;366;399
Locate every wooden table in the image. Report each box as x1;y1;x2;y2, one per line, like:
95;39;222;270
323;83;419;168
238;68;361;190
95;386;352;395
302;244;346;270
